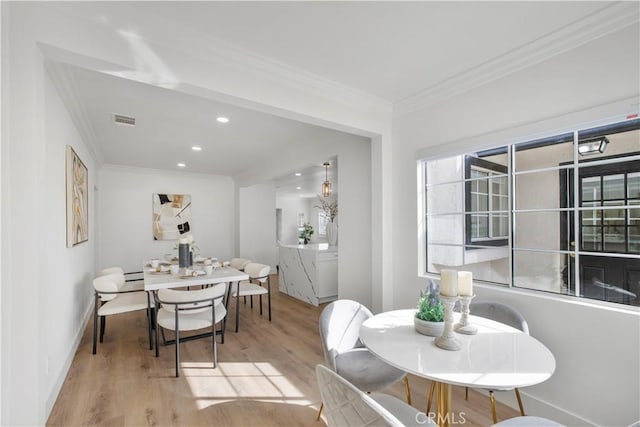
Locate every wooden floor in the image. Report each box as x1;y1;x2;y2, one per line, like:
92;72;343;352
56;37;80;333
47;277;517;426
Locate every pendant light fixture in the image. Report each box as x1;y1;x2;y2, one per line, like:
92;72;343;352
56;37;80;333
321;162;332;197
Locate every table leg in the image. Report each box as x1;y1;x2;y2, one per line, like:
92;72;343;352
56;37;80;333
435;382;452;427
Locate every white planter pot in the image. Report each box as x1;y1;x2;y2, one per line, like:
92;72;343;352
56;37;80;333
326;221;338;246
414;315;444;337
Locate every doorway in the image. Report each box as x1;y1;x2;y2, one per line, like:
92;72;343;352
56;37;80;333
560;126;640;306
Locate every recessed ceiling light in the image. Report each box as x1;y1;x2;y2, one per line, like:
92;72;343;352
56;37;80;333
216;116;229;123
296;186;302;190
177;163;186;168
192;146;202;151
295;172;302;176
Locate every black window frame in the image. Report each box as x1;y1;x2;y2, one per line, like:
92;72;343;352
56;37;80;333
464;155;509;248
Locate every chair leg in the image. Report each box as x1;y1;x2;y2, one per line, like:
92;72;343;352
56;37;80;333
315;402;323;421
489;390;498;424
155;300;160;358
465;386;469;400
92;294;99;355
212;324;217;369
259;295;263;316
146;293;153;350
100;316;106;343
250;295;253;308
515;388;526;416
235;282;240;333
267;282;272;321
403;375;412;405
426;381;435;414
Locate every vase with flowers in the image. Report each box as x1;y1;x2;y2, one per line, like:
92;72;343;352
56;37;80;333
176;234;199;267
315;194;338;246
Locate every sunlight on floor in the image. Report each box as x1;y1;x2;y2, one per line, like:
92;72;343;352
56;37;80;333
183;362;313;410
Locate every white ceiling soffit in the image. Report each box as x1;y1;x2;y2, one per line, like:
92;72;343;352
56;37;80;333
40;1;637;115
395;1;640;115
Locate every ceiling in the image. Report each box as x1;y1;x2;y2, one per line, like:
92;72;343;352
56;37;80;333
44;1;616;190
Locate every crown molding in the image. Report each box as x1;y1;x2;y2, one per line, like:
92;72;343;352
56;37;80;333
36;2;636;124
395;2;640;117
43;56;104;167
37;2;392;115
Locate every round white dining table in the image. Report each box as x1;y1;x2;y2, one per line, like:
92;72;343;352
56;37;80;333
359;309;556;426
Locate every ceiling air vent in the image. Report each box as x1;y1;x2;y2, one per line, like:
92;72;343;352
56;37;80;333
113;113;136;127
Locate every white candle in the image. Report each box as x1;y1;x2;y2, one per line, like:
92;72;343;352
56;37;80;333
440;269;458;296
458;271;473;296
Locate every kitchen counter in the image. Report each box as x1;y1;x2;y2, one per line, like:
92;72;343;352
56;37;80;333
278;244;338;306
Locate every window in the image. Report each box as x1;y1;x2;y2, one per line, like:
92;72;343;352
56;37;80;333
423;118;640;307
465;156;508;247
318;211;329;236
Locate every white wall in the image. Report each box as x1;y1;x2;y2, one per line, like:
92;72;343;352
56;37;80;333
239;183;277;269
42;69;98;419
2;4;100;419
392;24;640;426
99;166;235;272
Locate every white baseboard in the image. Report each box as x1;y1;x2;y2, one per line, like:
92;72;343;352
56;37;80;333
490;388;595;427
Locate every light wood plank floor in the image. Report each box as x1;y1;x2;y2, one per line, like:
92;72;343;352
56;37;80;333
48;277;517;426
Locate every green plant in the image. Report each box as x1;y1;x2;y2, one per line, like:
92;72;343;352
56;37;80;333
299;222;314;243
416;287;444;322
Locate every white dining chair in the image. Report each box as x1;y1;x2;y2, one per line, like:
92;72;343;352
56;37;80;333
92;273;153;354
98;266;145;288
229;262;271;332
466;301;530;423
492;416;564;426
317;300;412;421
315;364;432;427
230;258;251;271
153;282;227;377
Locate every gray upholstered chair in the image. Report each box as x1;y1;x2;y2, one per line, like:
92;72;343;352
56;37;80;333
491;416;564;426
317;300;411;420
467;300;530;423
316;364;432;427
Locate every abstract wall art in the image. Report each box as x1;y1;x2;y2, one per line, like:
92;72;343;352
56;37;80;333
152;193;192;240
66;145;88;247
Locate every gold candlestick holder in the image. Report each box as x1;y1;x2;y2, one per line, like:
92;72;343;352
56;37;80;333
454;295;478;335
434;294;461;351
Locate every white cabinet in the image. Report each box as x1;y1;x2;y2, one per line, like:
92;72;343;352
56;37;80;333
278;244;338;306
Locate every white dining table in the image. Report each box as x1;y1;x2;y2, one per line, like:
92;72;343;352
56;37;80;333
143;265;248;291
143;265;250;333
359;309;556;426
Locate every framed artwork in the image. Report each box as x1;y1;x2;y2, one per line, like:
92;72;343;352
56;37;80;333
66;145;89;247
152;193;192;240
